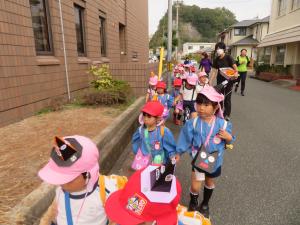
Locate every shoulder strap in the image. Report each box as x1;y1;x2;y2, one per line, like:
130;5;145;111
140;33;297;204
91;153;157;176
64;192;74;225
160;125;165;137
193;117;198;129
191;87;196;100
99;175;106;207
223;120;228;130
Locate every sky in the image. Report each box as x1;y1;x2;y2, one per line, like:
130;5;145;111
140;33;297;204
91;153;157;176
148;0;272;35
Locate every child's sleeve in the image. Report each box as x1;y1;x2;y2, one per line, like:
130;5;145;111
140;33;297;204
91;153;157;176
162;127;177;158
132;127;142;154
176;119;194;155
225;121;236;144
167;94;174;108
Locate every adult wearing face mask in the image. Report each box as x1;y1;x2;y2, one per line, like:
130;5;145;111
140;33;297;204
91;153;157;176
209;42;238;121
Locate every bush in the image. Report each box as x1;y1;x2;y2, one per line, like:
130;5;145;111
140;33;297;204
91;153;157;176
85;64;133;105
255;63;290;75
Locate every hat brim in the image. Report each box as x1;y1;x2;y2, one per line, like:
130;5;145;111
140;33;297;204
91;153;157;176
141;108;160;117
105;190;146;225
38;161;79;185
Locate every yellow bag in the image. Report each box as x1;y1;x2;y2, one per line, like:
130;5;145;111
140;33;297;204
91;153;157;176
177;204;212;225
98;174;128;207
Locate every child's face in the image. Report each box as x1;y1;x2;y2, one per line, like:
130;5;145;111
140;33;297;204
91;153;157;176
61;174;86;192
185;83;195;89
196;102;217;119
143;112;157;127
199;76;208;84
156;88;164;94
150;85;156;90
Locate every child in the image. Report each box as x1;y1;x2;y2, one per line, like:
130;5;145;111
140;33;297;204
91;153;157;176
198;71;209;88
176;85;235;218
156;81;174;122
132;101;177;169
38;135;127;225
172;78;183;125
146;72;158;102
180;73;201;121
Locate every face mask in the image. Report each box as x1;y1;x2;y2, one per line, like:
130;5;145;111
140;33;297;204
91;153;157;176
217;49;224;56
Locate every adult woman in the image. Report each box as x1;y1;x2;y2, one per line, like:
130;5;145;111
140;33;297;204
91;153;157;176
199;52;212;76
209;42;238;121
235;49;250;96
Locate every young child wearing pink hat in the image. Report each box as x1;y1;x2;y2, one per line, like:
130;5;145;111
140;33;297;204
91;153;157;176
176;85;236;219
198;71;209;88
180;73;202;122
146;72;158;102
38;135;127;225
132;101;178;170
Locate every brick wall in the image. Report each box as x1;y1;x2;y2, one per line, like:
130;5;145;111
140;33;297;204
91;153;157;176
0;0;150;127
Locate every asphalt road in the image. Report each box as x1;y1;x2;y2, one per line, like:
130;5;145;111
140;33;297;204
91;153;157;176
111;78;300;225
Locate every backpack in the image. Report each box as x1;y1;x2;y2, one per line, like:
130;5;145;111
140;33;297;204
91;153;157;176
98;174;128;207
236;56;250;67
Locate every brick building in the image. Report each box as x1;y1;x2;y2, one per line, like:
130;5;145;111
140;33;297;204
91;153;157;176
0;0;155;127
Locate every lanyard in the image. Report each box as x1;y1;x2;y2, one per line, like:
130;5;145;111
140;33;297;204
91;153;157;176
64;192;74;225
200;117;216;148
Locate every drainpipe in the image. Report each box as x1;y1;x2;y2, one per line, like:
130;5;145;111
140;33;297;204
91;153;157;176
58;0;71;100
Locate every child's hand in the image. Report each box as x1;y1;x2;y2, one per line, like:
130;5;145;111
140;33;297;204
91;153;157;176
218;129;232;143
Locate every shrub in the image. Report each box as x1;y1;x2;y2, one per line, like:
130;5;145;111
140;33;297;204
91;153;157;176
85;64;133;105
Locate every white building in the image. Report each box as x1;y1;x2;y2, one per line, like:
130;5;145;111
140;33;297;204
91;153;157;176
183;42;216;56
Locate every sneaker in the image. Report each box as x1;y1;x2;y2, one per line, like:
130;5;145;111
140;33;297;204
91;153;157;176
199;204;210;218
234;85;238;93
241;92;245;96
188;193;199;211
224;116;231;121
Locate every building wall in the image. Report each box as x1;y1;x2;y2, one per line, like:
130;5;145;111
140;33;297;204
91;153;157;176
0;0;150;127
269;0;300;34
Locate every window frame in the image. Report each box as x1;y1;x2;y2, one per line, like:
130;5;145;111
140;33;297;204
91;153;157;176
234;27;246;36
278;0;287;16
74;4;86;56
29;0;54;55
275;45;286;65
99;16;107;57
291;0;300;10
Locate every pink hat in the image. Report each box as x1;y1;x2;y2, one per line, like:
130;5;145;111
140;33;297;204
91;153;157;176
149;75;158;86
38;135;99;191
199;86;225;118
198;71;208;78
187;74;198;86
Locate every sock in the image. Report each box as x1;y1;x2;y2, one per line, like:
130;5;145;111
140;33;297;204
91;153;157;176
202;185;214;206
190;187;199;196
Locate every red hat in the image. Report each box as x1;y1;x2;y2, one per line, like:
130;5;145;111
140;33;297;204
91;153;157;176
156;81;166;90
141;101;164;117
105;167;181;225
173;78;182;87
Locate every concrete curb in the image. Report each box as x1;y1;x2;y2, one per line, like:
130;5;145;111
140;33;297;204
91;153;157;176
6;97;145;225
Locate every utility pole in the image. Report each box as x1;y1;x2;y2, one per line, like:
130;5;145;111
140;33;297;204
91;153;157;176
174;0;183;62
167;0;173;90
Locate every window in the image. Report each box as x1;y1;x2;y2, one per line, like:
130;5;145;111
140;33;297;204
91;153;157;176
188;46;193;50
275;45;286;64
229;30;232;40
99;16;107;56
261;47;271;64
234;28;246;36
292;0;300;10
278;0;287;16
119;23;126;55
199;46;204;49
74;4;85;56
29;0;53;55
